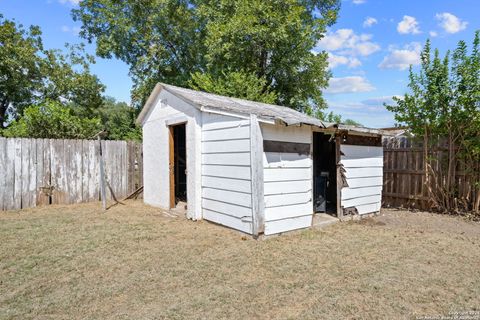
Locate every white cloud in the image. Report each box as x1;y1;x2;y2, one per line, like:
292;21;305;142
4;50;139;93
58;0;80;5
316;29;380;57
325;76;375;94
352;0;366;4
328;53;361;69
429;31;438;37
363;17;378;28
378;42;422;70
61;25;81;35
397;15;421;34
436;13;467;34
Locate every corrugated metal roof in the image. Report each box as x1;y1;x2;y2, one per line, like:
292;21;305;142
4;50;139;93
137;83;381;135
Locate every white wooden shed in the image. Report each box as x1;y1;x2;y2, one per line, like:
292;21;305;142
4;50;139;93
137;83;383;236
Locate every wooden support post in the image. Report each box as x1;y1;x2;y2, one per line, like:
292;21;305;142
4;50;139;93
98;136;107;211
335;135;343;220
250;114;265;237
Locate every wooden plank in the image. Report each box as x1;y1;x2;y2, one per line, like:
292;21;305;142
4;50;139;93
261;124;312;143
250;114;264;235
341;145;383;158
202;125;250;141
202;176;251;193
336;136;342;219
342;186;382;200
345;176;383;189
263;140;310;156
13;138;22;209
50;139;66;205
202;139;250;153
202;113;249;130
265;192;311;208
343;167;383;179
39;139;52;206
355;202;381;215
81;140;89;202
202;164;251;180
342;194;381;208
202;152;250;166
263;152;311;168
264;180;311;195
87;140;98;201
264;214;312;235
202;209;252;234
20;139;31;209
4;139;15;210
264;202;312;221
341;157;383;168
202;198;252;219
27;139;37;208
263;168;311;182
202;188;252;208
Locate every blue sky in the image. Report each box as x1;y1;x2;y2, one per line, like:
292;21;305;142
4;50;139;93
1;0;479;127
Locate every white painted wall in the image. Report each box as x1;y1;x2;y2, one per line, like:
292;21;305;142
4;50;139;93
142;90;202;220
261;124;313;235
340;144;383;215
201;113;254;234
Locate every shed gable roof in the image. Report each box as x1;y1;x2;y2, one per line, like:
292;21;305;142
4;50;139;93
137;83;330;127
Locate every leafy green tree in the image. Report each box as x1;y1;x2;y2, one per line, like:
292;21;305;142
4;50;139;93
386;32;480;213
189;70;277;104
0;14;43;128
3;100;101;139
98;97;142;141
73;0;340;112
0;15;105;128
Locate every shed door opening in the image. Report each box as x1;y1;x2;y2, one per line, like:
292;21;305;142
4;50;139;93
313;132;337;214
169;123;187;208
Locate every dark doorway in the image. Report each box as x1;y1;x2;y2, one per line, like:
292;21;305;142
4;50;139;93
169;123;187;207
313;132;337;214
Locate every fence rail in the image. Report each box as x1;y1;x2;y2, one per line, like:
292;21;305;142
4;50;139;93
0;138;143;211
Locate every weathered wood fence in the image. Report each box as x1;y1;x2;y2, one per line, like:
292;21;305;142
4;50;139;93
382;137;479;211
0;138;143;211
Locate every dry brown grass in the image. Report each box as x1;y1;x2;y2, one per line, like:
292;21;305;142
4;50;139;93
0;202;479;320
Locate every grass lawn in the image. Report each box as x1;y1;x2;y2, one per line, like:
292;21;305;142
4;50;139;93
0;201;479;319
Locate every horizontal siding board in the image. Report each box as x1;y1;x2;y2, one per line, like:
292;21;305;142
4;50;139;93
203;139;250;153
265;203;313;221
202;198;252;219
202;113;249;130
345;176;383;188
356;202;381;215
264;168;311;182
202;152;250;166
265;192;311;208
341;145;383;159
203;209;252;234
341;157;383;168
342;186;383;200
202;165;251;180
264;180;311;195
344;167;382;179
261;124;312;143
202;176;251;193
203;187;252;208
342;194;381;208
202;125;250;141
263;152;311;168
264;215;312;235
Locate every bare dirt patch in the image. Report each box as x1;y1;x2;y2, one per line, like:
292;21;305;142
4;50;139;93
1;202;479;320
